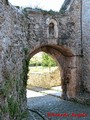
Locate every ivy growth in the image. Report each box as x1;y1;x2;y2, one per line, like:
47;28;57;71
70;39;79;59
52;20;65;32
7;97;19;119
21;48;29;88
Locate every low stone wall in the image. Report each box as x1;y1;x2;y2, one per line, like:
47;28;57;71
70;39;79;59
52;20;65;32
27;68;61;88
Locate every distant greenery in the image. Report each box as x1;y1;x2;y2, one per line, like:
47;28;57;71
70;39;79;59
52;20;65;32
42;53;56;67
29;55;42;66
29;52;57;68
29;60;42;66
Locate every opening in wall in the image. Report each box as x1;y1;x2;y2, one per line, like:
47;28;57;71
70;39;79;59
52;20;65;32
46;19;58;38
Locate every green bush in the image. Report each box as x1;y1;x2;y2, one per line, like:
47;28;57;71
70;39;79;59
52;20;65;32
42;53;56;67
29;52;57;67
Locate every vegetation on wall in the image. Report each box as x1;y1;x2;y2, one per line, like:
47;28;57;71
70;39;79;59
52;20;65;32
22;7;58;16
0;47;30;120
7;97;19;119
22;48;29;87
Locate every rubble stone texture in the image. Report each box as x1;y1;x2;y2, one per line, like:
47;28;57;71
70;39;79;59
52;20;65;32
0;0;90;119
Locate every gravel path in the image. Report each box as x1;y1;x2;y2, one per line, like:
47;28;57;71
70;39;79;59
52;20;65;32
27;89;90;120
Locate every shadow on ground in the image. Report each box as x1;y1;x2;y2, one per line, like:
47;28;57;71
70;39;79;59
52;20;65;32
27;88;90;120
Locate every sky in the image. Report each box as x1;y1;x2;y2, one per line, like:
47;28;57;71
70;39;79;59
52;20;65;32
8;0;65;11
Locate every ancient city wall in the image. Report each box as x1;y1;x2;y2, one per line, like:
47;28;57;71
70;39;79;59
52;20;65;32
0;1;30;119
82;0;90;93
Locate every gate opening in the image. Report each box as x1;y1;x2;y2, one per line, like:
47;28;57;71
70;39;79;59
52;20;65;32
26;52;62;99
26;45;75;119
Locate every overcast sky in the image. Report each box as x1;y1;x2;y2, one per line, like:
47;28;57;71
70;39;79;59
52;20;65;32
8;0;65;11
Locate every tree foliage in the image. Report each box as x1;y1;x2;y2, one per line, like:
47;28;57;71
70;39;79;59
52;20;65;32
29;52;57;67
42;53;56;67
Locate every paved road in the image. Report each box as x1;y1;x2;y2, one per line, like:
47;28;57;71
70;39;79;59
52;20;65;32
27;88;90;120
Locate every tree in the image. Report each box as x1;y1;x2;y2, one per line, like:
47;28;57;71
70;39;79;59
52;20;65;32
42;53;56;68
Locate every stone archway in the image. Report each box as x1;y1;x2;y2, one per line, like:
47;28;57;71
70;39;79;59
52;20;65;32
28;44;76;99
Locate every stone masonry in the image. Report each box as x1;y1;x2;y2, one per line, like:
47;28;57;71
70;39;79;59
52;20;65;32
0;0;90;119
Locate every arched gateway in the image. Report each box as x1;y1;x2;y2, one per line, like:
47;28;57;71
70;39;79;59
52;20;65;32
29;44;75;99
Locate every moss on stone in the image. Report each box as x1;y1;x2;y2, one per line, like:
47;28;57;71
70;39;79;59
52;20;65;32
7;97;19;118
21;110;29;119
60;10;65;14
21;48;29;87
1;105;8;113
15;6;20;9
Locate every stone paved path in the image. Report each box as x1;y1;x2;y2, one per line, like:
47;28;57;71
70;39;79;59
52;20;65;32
27;87;90;120
27;86;62;98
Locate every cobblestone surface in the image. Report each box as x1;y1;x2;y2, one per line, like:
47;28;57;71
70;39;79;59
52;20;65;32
27;89;90;120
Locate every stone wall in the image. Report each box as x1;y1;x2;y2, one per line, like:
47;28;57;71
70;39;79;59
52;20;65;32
82;0;90;93
23;0;82;100
23;2;81;56
0;1;29;119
